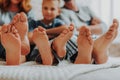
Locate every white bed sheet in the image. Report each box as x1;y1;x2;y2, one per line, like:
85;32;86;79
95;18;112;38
0;57;120;80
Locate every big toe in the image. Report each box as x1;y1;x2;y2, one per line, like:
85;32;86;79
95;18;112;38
38;26;46;32
20;12;27;22
1;24;8;33
69;25;74;31
113;23;118;30
79;26;88;35
85;28;91;36
113;19;119;28
12;14;20;24
33;28;39;33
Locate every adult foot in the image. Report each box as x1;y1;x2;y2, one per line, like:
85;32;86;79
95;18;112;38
32;27;53;65
93;19;119;64
74;26;94;64
52;25;74;58
11;12;30;55
1;24;21;65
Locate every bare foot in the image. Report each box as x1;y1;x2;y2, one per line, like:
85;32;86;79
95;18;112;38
32;27;53;65
11;12;30;55
93;19;119;64
74;26;94;64
1;24;21;65
52;25;74;58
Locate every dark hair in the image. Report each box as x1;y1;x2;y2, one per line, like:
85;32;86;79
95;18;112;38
64;0;71;2
0;0;32;13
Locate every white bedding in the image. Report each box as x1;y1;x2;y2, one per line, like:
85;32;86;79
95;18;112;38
0;57;120;80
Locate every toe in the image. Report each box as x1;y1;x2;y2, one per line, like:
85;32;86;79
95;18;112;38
20;12;27;22
33;28;39;33
7;24;12;33
38;26;45;32
12;14;20;24
69;25;74;31
105;32;113;39
1;24;8;33
63;29;69;34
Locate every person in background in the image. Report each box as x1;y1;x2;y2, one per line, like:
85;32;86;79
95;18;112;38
0;0;34;25
58;0;110;63
27;0;69;65
0;12;30;65
59;0;108;36
0;0;34;63
28;0;119;65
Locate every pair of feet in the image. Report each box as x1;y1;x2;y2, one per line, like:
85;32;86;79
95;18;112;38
75;19;119;64
32;25;74;65
0;12;30;65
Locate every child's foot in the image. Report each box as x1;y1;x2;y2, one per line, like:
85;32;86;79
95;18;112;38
74;26;94;64
11;12;30;55
52;26;74;58
93;19;119;64
32;27;53;65
1;24;21;65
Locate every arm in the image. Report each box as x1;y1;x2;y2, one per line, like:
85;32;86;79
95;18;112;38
77;17;107;35
89;24;103;35
89;17;107;35
85;7;108;35
58;8;72;25
46;25;67;35
59;13;71;25
46;25;68;39
28;25;68;43
76;17;107;35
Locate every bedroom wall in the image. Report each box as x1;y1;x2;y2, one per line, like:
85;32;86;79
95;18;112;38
31;0;43;20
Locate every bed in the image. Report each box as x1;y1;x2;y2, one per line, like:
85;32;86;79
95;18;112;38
1;0;120;79
0;57;120;80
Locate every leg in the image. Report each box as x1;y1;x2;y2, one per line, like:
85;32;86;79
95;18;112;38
11;12;30;55
32;27;53;65
52;25;74;58
1;24;21;65
93;19;119;64
74;26;94;64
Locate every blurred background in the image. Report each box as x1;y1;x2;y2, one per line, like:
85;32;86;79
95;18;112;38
31;0;120;43
31;0;120;25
